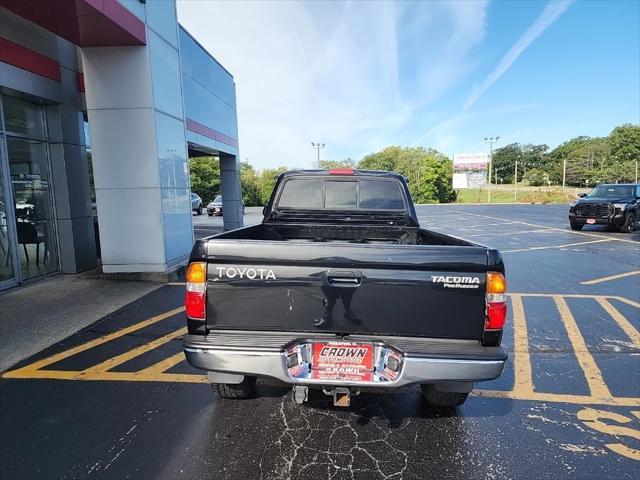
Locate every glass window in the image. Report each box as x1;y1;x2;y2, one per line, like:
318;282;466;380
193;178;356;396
359;180;405;210
278;179;323;208
326;181;357;209
2;96;45;139
588;185;635;198
7;137;59;279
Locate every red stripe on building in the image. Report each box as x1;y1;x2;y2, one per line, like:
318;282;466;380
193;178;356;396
186;118;239;149
0;38;61;82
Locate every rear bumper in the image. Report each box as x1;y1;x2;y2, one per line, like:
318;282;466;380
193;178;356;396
183;331;507;388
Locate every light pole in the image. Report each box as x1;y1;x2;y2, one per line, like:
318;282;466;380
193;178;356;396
484;136;500;203
311;142;325;165
514;159;518;201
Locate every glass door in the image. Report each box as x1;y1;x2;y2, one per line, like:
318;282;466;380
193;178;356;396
0;133;18;288
1;94;59;282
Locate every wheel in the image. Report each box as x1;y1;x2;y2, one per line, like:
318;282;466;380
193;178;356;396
421;384;468;407
196;206;203;215
208;212;213;216
570;221;583;231
213;377;256;399
619;212;636;233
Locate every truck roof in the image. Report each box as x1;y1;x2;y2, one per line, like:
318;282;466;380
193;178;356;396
279;169;405;179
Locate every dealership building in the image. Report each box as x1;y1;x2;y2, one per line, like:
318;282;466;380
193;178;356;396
0;0;242;290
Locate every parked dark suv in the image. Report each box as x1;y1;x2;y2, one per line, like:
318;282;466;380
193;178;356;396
569;183;639;233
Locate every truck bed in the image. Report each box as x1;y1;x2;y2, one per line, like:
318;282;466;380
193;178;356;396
212;222;474;246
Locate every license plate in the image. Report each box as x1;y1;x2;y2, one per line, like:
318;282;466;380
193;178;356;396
312;342;374;382
586;218;596;224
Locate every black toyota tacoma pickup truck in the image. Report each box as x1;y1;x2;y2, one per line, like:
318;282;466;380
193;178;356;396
569;183;639;233
183;169;507;408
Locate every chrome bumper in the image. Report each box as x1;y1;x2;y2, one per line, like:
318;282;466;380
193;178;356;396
183;333;506;388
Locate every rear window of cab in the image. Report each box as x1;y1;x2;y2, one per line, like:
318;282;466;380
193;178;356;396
276;178;406;210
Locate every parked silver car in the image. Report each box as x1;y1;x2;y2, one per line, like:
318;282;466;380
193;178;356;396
207;195;245;216
191;193;203;215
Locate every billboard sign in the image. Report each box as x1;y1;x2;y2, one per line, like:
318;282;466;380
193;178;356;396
453;153;489;171
453;153;489;188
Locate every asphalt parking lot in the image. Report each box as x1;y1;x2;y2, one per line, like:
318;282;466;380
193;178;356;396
1;204;639;479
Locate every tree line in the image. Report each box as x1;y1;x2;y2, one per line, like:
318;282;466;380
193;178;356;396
189;123;639;206
492;124;639;187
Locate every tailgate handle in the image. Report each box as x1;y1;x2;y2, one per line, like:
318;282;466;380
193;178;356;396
326;270;362;286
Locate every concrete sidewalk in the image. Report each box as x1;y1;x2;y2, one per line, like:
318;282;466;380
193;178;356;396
0;271;162;372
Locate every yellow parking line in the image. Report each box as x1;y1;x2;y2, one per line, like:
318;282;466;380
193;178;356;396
613;296;640;309
554;295;613;400
581;270;640;285
85;327;187;374
502;238;613;253
2;368;207;383
511;294;534;396
137;352;186;375
2;307;184;377
474;389;640;407
596;298;640;348
509;293;610;299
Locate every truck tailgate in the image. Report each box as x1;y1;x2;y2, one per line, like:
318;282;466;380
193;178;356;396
204;241;490;340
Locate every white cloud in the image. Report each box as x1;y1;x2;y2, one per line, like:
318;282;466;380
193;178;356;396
463;0;573;111
178;1;489;168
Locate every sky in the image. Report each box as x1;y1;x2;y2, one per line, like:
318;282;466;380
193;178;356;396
177;0;640;169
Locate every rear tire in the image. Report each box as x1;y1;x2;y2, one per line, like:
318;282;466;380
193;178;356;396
196;206;203;215
214;377;256;399
570;221;583;231
619;212;636;233
421;384;468;408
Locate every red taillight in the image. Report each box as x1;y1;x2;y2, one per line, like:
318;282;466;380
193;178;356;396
486;302;507;329
185;262;206;320
185;290;205;319
329;168;355;175
485;271;507;331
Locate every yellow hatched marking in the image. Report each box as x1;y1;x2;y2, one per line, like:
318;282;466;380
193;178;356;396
474;389;640;407
137;352;186;375
2;307;184;378
581;270;640;285
613;296;640;309
86;327;187;374
2;295;639;409
596;298;640;348
3;368;207;383
553;295;613;400
511;294;534;396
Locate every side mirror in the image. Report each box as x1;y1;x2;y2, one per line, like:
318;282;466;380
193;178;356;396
578;193;587;198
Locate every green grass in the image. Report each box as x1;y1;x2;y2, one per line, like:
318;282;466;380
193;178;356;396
454;187;577;204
